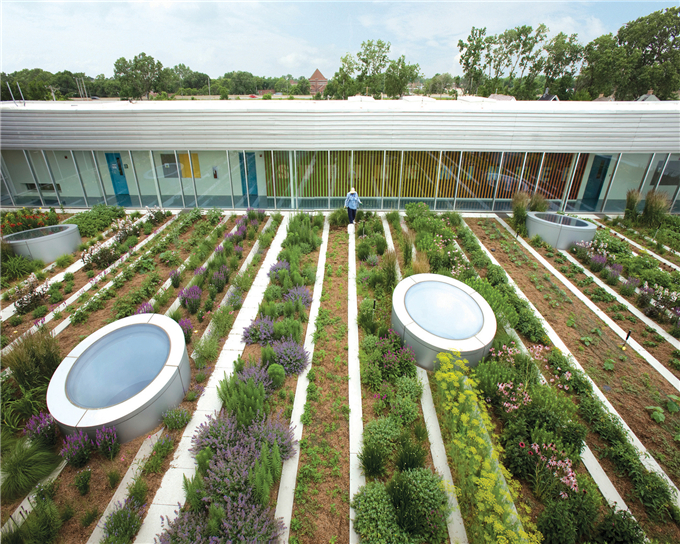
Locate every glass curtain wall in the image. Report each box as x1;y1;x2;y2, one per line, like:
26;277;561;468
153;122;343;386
400;151;438;209
353;151;383;209
457;152;500;210
177;151;198;208
150;151;183;208
73;151;107;205
26;150;59;206
130;151;160;207
43;151;87;207
651;153;679;203
1;150;43;206
382;151;401;210
266;151;293;209
601;153;653;213
565;154;616;212
296;151;328;209
493;152;526;211
436;151;461;210
330;151;352;208
639;154;669;208
189;151;232;208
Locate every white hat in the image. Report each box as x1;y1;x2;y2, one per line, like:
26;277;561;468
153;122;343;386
350;187;356;193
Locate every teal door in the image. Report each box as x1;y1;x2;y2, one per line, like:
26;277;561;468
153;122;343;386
105;152;132;206
239;152;259;207
582;155;611;211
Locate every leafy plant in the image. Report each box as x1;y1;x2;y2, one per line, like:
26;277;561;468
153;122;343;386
74;468;92;495
645;405;665;423
0;437;61;500
80;507;99;527
358;441;386;478
163;407;191;430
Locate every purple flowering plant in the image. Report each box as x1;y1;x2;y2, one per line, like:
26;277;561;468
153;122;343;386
179;318;193;344
95;425;120;461
24;411;57;446
179;285;203;314
169;269;181;288
283;286;312;307
268;260;290;280
272;337;309;375
135;302;154;315
242;316;275;345
60;429;93;467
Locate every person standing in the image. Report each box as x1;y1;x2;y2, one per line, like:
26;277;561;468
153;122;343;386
344;187;362;224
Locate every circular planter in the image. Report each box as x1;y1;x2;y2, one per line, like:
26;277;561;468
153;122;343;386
526;212;596;250
2;224;81;263
47;314;191;443
391;273;497;371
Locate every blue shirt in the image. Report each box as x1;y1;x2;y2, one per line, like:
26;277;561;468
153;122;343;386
344;192;361;209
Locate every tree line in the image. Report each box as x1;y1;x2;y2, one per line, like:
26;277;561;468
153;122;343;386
1;6;677;102
457;7;679;100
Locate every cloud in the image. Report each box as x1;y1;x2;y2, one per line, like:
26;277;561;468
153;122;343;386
1;1;675;81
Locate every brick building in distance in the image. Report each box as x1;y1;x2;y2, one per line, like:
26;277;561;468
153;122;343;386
309;69;327;95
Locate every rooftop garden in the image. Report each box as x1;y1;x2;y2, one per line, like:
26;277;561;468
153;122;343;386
1;193;679;544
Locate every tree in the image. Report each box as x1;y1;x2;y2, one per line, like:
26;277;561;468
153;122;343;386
293;76;310;95
114;52;163;99
356;39;391;98
228;71;256;95
615;7;680;100
543;32;583;100
219;84;230;100
578;33;623;99
458;27;487;95
327;53;359;99
384;56;420;98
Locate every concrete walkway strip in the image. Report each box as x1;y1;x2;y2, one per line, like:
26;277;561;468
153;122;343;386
495;217;680;394
559;249;680;351
590;218;680;274
380;214;402;282
276;216;330;543
347;222;366;544
467;222;680;511
87;430;163;544
134;214;290;544
383;213;468;544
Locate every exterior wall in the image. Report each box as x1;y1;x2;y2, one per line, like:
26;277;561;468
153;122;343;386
1;101;678;212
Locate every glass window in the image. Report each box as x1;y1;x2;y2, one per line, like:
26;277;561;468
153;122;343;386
352;151;383;210
381;151;401;210
457;152;500;211
564;154;608;212
1;150;42;206
26;150;59;206
536;153;576;209
150;151;183;208
244;150;269;209
73;151;106;205
177;152;197;207
493;152;526;211
400;151;438;209
435;151;461;211
94;151;141;207
267;151;293;209
639;154;669;207
602;153;653;213
130;151;160;207
43;151;86;207
330;151;352;209
228;151;248;208
652;153;679;202
296;151;328;210
190;150;232;208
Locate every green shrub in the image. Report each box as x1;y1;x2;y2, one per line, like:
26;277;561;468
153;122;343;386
80;507;99;527
9;314;22;326
162;407;191;430
55;254;74;268
100;498;144;543
0;437;61;500
107;468;121;489
363;416;402;454
328;207;349;227
395;437;427;472
357;241;371;261
358;440;387;478
143;435;174;474
537;499;577;544
352;482;412;544
217;376;265;428
357;298;377;335
273;317;302;343
22;497;62;544
594;507;645;544
267;363;286;389
374;235;387;255
3;328;62;390
640;189;670;228
74;468;91;495
127;477;148;507
2;254;33;281
386;468;450;541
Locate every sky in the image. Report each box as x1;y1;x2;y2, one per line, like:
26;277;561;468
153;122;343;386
1;1;677;80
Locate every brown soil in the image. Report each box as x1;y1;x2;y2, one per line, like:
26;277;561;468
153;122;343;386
466;218;680;541
534;243;680;380
290;228;351;544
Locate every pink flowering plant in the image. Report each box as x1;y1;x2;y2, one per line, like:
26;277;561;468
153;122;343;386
526;442;579;501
